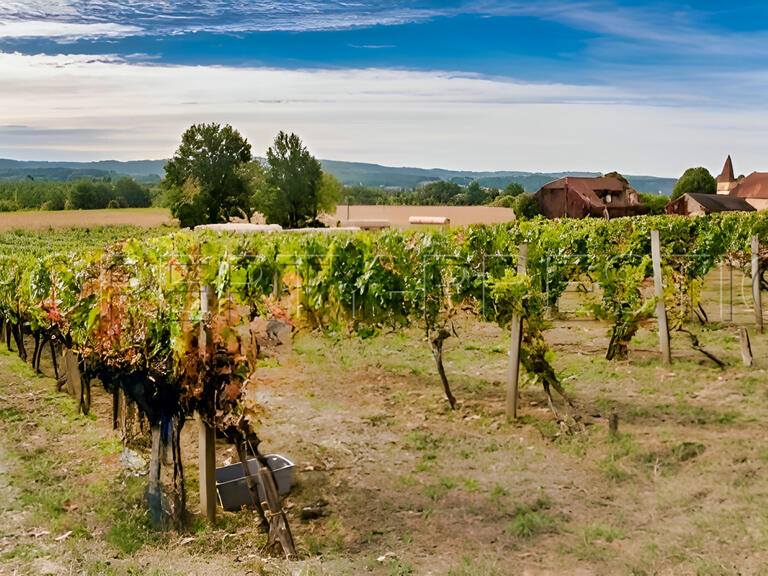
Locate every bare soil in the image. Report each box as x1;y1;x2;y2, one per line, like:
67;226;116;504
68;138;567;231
0;208;173;231
331;205;516;228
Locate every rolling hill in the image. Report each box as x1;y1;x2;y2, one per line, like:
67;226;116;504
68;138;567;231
0;158;677;195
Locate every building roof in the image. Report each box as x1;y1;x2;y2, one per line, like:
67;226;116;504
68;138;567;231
539;176;638;209
717;155;735;183
730;172;768;199
670;193;755;213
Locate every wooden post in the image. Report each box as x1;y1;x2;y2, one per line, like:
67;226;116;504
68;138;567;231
198;283;217;523
507;244;528;419
752;235;763;334
258;459;297;559
608;410;619;438
739;327;753;367
147;424;163;527
63;348;82;405
272;270;281;298
651;231;672;365
198;418;216;522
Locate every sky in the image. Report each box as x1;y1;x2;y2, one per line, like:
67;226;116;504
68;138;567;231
1;1;768;176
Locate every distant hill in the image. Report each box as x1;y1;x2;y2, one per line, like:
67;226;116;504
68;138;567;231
0;159;166;183
0;158;677;195
319;160;677;196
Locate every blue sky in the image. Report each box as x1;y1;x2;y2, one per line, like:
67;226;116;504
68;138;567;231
1;1;767;176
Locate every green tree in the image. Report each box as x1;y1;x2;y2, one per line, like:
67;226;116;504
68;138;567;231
513;193;541;220
639;193;668;215
488;195;516;208
316;172;342;216
503;181;525;197
163;123;252;227
340;185;390;205
414;181;462;205
115;177;151;207
671;167;716;201
69;180;97;209
465;181;485;205
261;131;323;228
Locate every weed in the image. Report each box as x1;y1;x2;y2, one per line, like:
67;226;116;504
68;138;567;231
387;557;414;576
638;441;706;476
565;522;625;561
106;519;151;555
598;433;638;480
489;484;508;503
461;477;479;492
403;430;443;451
503;496;557;538
447;555;504;576
0;406;24;422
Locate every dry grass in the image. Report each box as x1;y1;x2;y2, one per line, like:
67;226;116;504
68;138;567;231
0;208;174;232
330;204;516;228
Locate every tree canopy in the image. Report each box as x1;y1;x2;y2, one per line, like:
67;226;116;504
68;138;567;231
639;193;668;215
671;167;716;200
164;123;252;227
503;181;525;197
513;193;541;220
257;131;324;228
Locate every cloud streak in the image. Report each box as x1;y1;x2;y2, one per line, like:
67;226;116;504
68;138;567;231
1;51;766;176
0;1;455;38
0;20;142;40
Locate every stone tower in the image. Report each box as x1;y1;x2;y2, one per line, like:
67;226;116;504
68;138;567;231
716;155;738;195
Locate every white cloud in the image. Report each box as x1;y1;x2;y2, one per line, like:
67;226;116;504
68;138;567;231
0;51;765;176
0;1;451;37
0;20;142;40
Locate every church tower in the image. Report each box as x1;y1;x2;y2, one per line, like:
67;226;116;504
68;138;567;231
716;155;738;195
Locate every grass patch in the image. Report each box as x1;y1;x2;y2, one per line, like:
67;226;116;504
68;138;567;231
564;522;625;561
447;556;505;576
638;441;706;475
598;433;638;480
503;496;558;538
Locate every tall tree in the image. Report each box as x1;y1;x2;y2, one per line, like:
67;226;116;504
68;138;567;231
316;172;342;216
260;132;323;228
503;181;525;197
164;123;252;227
115;177;151;208
671;167;716;200
466;181;486;205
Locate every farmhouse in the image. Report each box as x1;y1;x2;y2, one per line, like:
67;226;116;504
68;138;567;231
665;193;755;216
716;155;768;211
533;175;648;219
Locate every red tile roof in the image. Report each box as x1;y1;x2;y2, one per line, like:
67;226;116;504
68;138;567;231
539;176;633;208
731;172;768;199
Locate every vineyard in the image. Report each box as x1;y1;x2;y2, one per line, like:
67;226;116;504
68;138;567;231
1;214;768;573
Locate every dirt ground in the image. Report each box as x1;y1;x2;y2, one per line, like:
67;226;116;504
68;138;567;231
0;270;767;575
331;205;516;228
0;205;512;233
0;208;174;231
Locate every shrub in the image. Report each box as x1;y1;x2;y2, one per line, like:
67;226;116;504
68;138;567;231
0;199;19;212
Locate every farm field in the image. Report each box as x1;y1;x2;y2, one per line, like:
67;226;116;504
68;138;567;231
0;208;174;232
1;308;766;575
1;215;767;576
331;205;516;228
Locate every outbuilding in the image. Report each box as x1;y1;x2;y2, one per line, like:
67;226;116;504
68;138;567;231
533;175;648;219
664;193;755;216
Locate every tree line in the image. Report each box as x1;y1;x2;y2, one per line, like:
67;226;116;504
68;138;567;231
0;177;153;212
164;124;340;228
